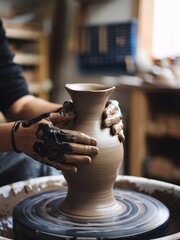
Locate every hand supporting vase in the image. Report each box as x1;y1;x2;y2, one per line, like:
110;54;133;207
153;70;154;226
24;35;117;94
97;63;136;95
59;83;124;219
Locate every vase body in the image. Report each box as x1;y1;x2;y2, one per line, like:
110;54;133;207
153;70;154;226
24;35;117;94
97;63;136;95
59;83;124;219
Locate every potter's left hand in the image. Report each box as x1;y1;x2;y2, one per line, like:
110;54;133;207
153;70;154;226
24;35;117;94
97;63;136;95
102;100;125;142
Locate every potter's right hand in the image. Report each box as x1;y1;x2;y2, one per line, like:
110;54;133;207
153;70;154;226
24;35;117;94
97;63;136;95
12;113;98;173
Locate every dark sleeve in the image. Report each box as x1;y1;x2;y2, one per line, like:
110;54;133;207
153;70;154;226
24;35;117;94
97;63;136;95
0;19;31;114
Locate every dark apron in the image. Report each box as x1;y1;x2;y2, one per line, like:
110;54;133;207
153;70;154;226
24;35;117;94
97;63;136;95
0;152;60;187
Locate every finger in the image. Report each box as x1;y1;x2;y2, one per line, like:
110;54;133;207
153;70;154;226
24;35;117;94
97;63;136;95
64;130;97;146
64;154;92;164
47;153;93;173
55;121;74;129
111;121;123;135
103;112;122;127
34;154;78;173
63;120;74;129
111;122;125;142
109;100;119;108
50;153;95;173
50;112;75;125
118;130;125;142
63;101;74;112
70;142;99;156
50;112;74;129
51;160;77;173
103;100;120;117
103;104;116;117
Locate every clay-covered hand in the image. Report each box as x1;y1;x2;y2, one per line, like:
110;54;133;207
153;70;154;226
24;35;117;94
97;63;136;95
50;100;125;142
12;113;98;173
49;101;75;129
102;100;125;142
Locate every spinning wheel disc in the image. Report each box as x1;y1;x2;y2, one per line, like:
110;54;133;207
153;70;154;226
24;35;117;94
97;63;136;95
13;189;169;240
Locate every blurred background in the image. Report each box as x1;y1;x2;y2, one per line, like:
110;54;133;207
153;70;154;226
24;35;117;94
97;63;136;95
0;0;180;184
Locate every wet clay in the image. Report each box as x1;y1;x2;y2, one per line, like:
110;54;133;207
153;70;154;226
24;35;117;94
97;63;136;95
12;84;170;240
0;176;66;238
1;84;179;239
0;175;180;239
114;176;180;234
13;188;169;240
60;83;124;218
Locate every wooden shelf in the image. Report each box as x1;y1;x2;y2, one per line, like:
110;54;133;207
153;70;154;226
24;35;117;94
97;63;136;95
4;25;42;40
147;119;180;139
144;156;180;183
107;79;180;178
28;81;52;95
5;24;50;100
131;89;180;178
14;53;40;65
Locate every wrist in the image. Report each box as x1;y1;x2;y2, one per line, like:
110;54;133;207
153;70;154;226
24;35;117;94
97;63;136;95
11;121;22;153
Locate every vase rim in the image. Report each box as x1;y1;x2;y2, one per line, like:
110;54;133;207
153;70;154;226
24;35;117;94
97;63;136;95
65;83;115;92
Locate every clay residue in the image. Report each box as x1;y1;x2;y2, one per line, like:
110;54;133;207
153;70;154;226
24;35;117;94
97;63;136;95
114;178;180;234
0;175;67;239
0;175;180;239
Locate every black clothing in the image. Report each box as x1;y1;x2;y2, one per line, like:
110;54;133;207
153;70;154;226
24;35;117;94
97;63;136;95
0;19;30;114
0;19;59;186
0;152;58;187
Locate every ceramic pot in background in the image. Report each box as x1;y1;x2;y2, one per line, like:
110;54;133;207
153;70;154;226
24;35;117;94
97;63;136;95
59;83;124;219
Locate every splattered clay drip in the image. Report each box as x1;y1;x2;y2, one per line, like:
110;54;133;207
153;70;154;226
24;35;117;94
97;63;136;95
13;189;169;240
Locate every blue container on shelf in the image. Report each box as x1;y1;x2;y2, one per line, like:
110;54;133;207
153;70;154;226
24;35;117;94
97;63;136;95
77;19;138;75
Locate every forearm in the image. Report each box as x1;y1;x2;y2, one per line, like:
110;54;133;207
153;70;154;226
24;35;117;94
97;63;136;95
6;95;62;121
0;122;14;152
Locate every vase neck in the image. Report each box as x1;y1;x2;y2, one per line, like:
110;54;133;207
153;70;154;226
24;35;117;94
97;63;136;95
65;83;115;127
73;93;107;118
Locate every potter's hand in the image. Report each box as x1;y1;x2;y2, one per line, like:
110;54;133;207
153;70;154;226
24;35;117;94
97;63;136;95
50;100;125;142
49;101;75;129
11;113;98;173
102;100;125;142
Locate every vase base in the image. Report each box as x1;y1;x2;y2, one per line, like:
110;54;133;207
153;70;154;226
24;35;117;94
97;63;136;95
13;189;170;240
59;197;123;220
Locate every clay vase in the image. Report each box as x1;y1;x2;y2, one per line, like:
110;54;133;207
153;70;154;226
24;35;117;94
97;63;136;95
59;83;124;219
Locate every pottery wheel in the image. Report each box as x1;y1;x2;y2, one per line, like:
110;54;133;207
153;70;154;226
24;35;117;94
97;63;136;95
13;189;169;240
